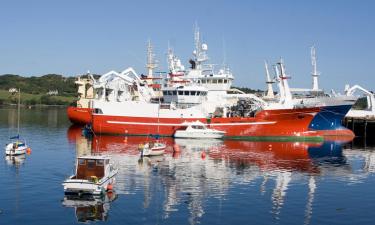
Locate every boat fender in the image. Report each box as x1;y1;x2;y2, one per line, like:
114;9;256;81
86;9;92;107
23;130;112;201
201;151;206;159
26;148;32;155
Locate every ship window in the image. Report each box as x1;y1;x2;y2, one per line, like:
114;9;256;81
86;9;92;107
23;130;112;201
213;79;218;84
197;80;201;83
184;91;189;95
202;79;206;84
224;79;228;83
191;91;196;95
163;91;167;95
207;79;212;83
172;91;177;95
168;91;173;95
96;159;104;166
218;79;223;83
78;159;86;165
87;160;95;169
178;91;183;95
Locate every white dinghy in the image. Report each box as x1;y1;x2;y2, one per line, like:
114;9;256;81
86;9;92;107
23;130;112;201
63;155;118;196
139;141;166;157
174;121;225;139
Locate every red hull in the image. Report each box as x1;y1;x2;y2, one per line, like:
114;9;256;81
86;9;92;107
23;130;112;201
67;106;92;125
92;107;322;139
86;135;321;174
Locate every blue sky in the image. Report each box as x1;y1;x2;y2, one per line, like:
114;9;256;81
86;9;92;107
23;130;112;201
0;0;374;91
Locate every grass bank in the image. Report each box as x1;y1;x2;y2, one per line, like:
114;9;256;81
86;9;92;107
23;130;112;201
0;89;75;106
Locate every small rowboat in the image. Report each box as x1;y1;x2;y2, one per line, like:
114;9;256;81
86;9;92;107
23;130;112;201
139;142;166;157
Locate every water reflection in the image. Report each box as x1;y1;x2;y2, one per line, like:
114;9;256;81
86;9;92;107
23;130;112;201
5;154;26;166
62;193;117;222
66;126;375;224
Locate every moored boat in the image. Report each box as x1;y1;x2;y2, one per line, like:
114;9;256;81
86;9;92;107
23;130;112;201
262;48;357;137
174;121;226;139
5;89;31;156
63;155;118;195
5;138;28;156
139;142;166;157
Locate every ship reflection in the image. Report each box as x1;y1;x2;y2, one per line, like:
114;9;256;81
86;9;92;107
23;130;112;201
62;192;117;223
66;126;374;224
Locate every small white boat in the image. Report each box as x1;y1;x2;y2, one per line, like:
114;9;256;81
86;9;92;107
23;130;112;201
63;155;118;195
174;121;226;139
5;139;28;156
139;142;166;157
5;89;30;156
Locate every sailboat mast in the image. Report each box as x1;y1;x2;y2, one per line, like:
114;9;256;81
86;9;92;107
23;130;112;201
17;88;20;135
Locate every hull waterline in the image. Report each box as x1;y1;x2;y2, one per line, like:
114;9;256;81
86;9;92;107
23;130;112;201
92;107;323;141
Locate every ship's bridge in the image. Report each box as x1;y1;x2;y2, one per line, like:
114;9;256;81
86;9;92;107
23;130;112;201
162;85;208;107
186;67;234;92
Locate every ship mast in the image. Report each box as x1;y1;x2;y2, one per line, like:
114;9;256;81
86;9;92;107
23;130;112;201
193;24;208;70
146;40;158;77
264;61;275;99
311;46;320;91
277;59;292;106
17;88;20;135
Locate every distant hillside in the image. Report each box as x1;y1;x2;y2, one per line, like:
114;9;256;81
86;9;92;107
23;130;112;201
0;74;76;96
0;74;77;105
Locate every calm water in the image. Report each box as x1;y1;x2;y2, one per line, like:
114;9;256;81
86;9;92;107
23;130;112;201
1;107;375;225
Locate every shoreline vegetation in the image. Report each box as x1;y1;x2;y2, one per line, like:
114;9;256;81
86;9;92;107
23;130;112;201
0;74;76;106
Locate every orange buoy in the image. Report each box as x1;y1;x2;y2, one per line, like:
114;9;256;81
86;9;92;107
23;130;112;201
173;144;180;152
201;151;206;159
107;191;114;199
107;183;113;192
26;148;32;155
